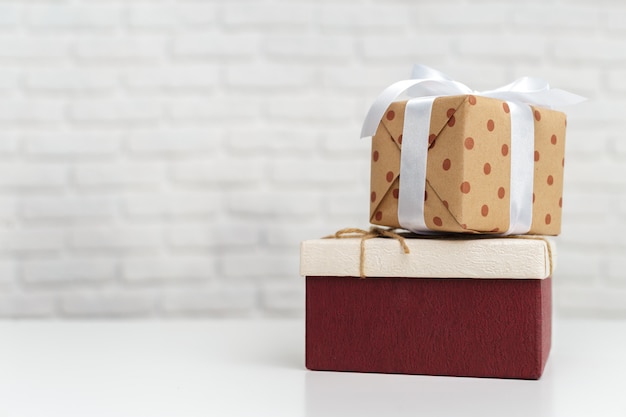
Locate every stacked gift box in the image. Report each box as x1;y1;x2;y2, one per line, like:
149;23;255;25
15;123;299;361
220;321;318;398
300;66;584;380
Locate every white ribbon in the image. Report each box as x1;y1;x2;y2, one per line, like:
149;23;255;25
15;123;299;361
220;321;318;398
398;97;436;233
362;65;585;234
506;101;535;235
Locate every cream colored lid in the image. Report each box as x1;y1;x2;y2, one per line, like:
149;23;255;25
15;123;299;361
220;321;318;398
300;236;555;279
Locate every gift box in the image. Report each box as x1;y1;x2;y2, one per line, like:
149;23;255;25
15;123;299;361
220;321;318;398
300;235;555;379
370;96;565;235
362;65;584;236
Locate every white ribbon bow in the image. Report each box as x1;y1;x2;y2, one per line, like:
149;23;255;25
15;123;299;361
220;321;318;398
361;64;585;235
361;64;585;139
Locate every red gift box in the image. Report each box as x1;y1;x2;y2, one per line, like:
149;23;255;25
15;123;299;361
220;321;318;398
300;236;554;380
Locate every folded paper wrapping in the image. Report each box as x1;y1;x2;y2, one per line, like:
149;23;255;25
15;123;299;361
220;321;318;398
369;95;566;235
300;235;555;279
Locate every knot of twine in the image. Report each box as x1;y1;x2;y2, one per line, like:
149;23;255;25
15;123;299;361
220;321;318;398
323;227;410;279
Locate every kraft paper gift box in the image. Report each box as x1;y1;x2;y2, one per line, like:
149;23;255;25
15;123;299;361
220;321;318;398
300;235;555;380
362;66;584;236
370;96;565;235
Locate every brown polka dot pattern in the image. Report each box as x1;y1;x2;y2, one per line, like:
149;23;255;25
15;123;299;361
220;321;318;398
386;110;395;121
373;150;379;162
370;97;565;235
371;191;376;203
427;95;511;233
528;104;566;235
369;111;401;228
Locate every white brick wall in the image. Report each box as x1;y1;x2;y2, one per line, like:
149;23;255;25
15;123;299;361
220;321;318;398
0;0;622;319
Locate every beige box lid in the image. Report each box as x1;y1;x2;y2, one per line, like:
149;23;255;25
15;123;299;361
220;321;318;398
300;236;555;279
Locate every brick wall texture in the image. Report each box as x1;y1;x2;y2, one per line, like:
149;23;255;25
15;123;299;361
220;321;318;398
0;0;623;318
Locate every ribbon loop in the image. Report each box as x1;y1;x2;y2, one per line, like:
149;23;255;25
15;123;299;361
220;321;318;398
361;65;585;139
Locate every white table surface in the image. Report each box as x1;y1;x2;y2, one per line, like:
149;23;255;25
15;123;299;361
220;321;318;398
1;318;625;417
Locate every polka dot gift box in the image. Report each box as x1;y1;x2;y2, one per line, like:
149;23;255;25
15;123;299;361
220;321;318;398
362;65;585;235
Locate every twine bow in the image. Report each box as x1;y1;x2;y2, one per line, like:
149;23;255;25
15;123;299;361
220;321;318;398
323;227;410;279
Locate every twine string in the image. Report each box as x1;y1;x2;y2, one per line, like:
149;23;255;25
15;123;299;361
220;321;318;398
323;227;410;278
323;227;555;279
